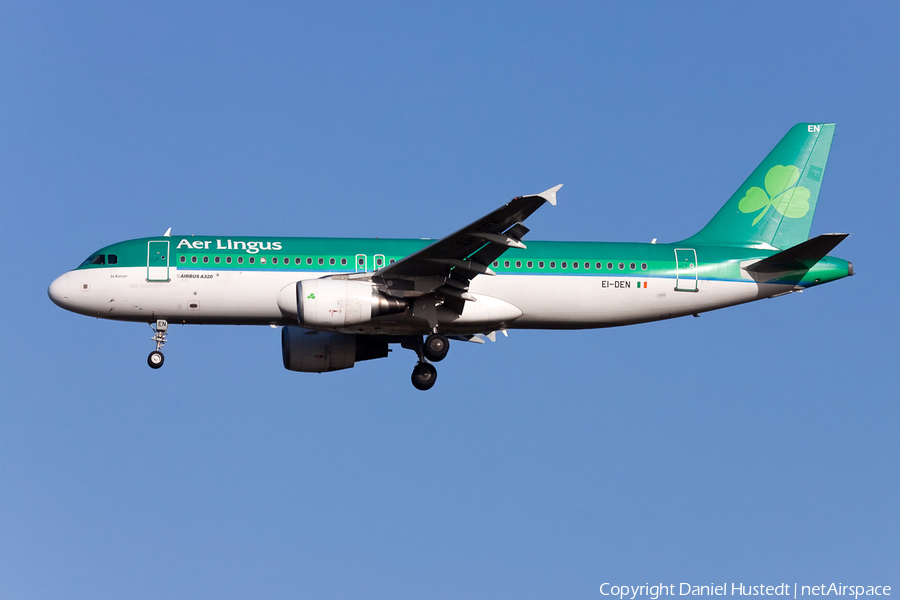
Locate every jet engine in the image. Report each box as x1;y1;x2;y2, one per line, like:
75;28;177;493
281;327;389;373
278;279;406;329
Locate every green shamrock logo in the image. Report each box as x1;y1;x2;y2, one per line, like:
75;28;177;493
307;293;316;300
738;165;811;226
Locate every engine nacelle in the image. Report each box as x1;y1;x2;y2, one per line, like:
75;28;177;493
277;279;406;329
281;327;389;373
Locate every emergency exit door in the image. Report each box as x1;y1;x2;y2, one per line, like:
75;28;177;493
355;254;367;273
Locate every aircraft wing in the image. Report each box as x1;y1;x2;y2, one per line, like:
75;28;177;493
370;185;562;314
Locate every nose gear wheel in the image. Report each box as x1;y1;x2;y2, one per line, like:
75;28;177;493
148;350;164;369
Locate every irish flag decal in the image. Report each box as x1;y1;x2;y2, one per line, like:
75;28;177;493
637;281;649;288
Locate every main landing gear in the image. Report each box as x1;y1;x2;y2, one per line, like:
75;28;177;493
147;319;168;369
424;333;449;362
412;362;437;391
403;333;450;391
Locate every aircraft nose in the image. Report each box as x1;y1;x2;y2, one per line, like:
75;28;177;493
48;273;71;308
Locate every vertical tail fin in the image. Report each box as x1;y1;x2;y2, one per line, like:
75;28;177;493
682;123;835;249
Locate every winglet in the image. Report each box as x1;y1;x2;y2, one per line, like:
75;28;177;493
163;227;172;237
536;184;563;206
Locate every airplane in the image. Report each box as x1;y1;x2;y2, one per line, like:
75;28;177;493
48;123;853;390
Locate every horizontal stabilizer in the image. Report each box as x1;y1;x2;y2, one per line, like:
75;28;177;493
744;233;848;273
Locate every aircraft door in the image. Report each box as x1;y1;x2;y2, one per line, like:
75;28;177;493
674;248;698;292
147;241;170;282
355;254;367;273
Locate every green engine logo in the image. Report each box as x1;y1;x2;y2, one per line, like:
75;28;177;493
738;165;811;226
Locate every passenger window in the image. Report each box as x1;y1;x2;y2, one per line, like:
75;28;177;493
550;261;556;268
203;256;209;263
237;257;243;264
191;256;197;264
630;262;635;270
249;257;255;264
341;258;347;266
538;261;544;268
493;261;499;268
596;262;602;269
107;254;118;265
618;262;624;270
607;262;613;270
215;256;220;264
295;258;301;265
179;256;185;264
504;260;510;268
358;257;364;266
562;261;567;269
389;259;396;264
641;263;648;270
515;260;521;268
527;261;533;268
271;257;278;264
329;258;335;266
376;257;383;266
226;257;232;264
318;258;324;265
261;257;266;264
584;262;590;269
307;258;312;265
572;261;578;269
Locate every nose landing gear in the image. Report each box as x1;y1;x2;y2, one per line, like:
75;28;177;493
403;333;451;391
148;350;164;368
147;319;168;369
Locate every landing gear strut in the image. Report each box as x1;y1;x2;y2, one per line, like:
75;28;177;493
402;334;451;391
148;319;168;369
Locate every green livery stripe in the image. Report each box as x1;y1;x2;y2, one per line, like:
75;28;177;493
75;235;852;288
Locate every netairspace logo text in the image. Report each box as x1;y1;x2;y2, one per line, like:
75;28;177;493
599;584;891;600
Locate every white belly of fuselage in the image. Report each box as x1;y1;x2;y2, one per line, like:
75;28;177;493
58;267;789;332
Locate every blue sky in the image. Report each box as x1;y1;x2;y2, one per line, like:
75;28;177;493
1;2;897;598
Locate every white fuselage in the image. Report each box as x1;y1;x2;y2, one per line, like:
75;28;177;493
48;265;787;335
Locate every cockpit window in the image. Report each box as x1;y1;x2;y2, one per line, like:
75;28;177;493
90;254;105;265
107;254;118;265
